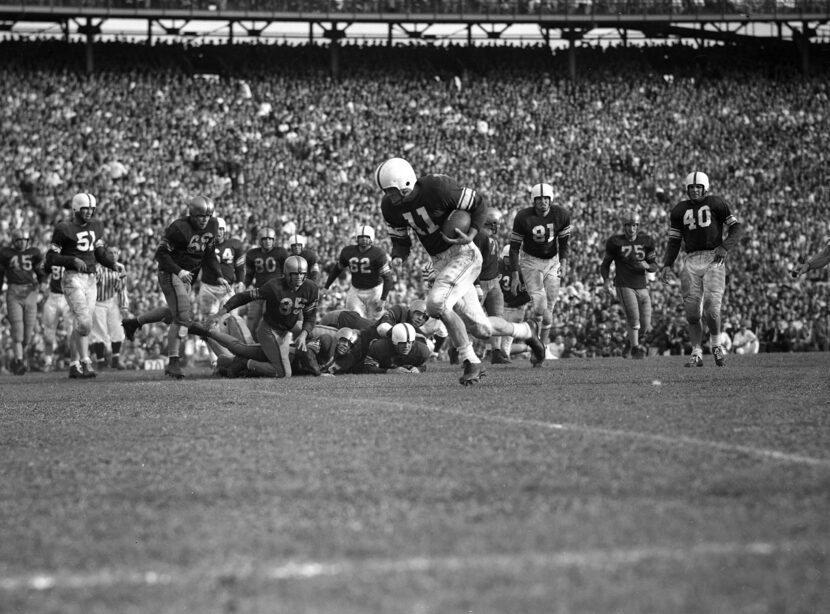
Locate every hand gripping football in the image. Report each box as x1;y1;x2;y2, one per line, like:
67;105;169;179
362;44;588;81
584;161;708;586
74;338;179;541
441;210;471;238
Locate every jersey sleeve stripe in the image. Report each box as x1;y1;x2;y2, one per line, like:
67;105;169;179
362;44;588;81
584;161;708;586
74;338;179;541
509;231;524;243
456;187;476;211
558;224;572;237
724;215;737;227
668;229;683;239
386;225;408;238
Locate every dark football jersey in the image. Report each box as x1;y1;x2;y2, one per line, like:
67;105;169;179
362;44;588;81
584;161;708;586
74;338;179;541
668;195;737;252
156;216;220;274
474;233;500;282
362;338;431;373
48;218;107;269
203;237;245;285
244;246;289;287
290;247;320;282
47;265;65;294
0;246;44;286
510;205;572;260
320;309;375;333
497;261;531;309
381;174;486;258
603;232;657;290
336;244;392;290
259;278;319;334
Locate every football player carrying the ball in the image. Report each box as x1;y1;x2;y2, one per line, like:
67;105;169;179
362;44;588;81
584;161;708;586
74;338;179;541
375;157;546;386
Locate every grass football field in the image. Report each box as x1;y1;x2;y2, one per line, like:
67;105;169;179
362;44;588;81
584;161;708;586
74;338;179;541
1;352;829;614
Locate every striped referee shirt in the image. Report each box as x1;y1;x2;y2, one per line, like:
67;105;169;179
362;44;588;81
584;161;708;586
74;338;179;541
96;265;128;306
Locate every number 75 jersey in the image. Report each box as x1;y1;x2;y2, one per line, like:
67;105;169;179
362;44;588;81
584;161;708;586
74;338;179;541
668;195;737;253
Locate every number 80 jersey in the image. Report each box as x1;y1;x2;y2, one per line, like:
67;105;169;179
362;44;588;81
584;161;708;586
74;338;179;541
668;195;737;253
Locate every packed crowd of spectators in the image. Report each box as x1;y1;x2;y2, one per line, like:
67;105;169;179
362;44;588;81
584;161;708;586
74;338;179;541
1;38;828;370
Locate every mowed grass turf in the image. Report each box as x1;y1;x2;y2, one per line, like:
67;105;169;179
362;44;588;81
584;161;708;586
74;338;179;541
1;352;828;614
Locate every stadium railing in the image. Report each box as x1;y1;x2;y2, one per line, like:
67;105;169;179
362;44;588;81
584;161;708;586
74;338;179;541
2;0;829;19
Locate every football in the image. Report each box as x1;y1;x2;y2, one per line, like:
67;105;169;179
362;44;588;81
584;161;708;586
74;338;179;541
441;209;471;238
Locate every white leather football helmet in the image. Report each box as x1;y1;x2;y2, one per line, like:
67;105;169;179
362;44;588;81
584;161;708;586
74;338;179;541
391;322;416;355
216;217;227;242
530;183;554;216
288;234;306;256
356;225;375;251
684;171;709;202
374;158;416;201
71;192;97;223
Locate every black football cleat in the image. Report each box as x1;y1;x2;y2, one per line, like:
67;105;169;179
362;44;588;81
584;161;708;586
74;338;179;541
459;360;484;386
81;361;97;378
525;320;546;367
712;346;725;367
187;321;212;338
122;318;141;342
164;362;186;380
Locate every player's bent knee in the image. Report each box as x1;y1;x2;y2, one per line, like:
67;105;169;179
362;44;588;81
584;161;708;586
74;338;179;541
425;297;445;319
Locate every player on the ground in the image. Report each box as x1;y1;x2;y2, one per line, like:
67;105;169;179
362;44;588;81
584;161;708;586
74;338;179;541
660;171;742;367
192;255;318;378
360;323;431;374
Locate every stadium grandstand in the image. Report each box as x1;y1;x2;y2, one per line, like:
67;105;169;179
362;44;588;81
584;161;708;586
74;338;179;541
0;0;828;371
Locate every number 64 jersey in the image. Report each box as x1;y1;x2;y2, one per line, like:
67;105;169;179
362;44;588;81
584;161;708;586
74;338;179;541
667;194;737;252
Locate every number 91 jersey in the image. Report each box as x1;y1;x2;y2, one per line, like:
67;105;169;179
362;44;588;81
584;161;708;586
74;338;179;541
668;195;737;253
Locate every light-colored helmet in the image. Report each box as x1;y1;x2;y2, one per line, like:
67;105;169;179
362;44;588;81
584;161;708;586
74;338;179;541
391;322;416;344
356;224;375;249
71;192;97;222
374;157;416;194
530;183;554;201
288;234;307;254
684;171;709;201
501;245;511;259
216;217;227;240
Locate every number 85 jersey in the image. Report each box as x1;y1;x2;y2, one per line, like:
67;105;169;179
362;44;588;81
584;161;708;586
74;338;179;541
668;194;737;253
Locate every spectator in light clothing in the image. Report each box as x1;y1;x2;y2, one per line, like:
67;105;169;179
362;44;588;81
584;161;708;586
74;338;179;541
90;246;129;370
